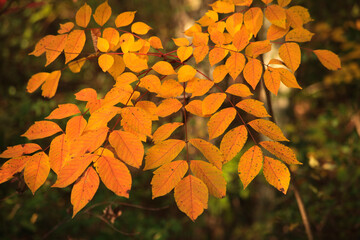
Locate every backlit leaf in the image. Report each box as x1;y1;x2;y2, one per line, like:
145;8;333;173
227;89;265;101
244;7;263;37
288;6;312;25
278;0;291;7
152;61;176;75
149;36;163;49
69;128;108;157
233;26;250;51
139;74;161;93
185;100;204;117
236;99;270;117
75;87;97;102
115;11;136;27
29;35;51;57
24;152;50;194
68;58;87;73
86;106;120;131
264;67;281;95
273;67;302;89
0;156;29;184
64;30;86;64
225;52;245;80
123;52;148;72
209;47;228;66
202;93;226;116
136;101;158;121
49;134;69;174
245;40;272;58
210;0;234;13
108;55;125;79
249;119;289;141
131;22;152;35
116;72;138;86
260;141;302;165
263;156;290;194
22;121;62;140
153;122;183;144
177;65;196;82
103;28;120;49
156;98;182;118
27;72;49;93
157;79;183;98
220;125;248;164
189;138;223;169
208;107;237;140
243;58;263;90
65;116;87;141
121;107;152;137
177;46;193;62
238;145;263;189
213;65;228;83
97;37;110;52
75;3;92;28
313;50;341;70
172;37;189;47
265;4;286;29
44;34;67;67
58;22;74;34
266;24;289;40
41;70;61;98
46;104;80;120
98;54;114;72
186;78;214;98
279;42;301;72
0;144;41;159
285;28;314;42
226;12;243;36
93;0;111;26
193;45;209;64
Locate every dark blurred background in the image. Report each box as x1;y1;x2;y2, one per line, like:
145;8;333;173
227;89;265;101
0;0;359;239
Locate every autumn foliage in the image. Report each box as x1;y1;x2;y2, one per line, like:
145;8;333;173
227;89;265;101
0;0;340;221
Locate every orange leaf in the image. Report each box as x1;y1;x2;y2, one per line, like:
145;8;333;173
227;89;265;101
237;57;262;90
263;156;290;194
71;166;99;217
244;7;263;37
249;119;289;141
46;104;80;120
151;160;188;198
174;175;208;221
260;141;302;165
58;22;74;34
288;6;312;25
64;30;86;64
220;125;248;164
266;24;289;40
148;36;163;49
245;40;272;58
209;47;228;66
108;55;125;79
279;42;301;72
116;72;138;86
185;100;204;117
68;128;108;157
97;37;110;52
0;144;41;159
278;0;291;7
213;65;228;83
41;70;61;98
264;67;281;95
190;160;226;198
225;52;246;80
193;32;209;47
109;130;144;168
273;67;302;89
189;138;223;169
285;28;314;42
177;46;193;62
210;1;234;13
29;35;51;57
144;139;185;170
49;134;69;175
236;99;270;117
93;0;111;26
207;107;237;139
202;93;227;116
135;101;158;121
94;156;132;197
131;22;152;35
156;98;182;118
98;54;114;72
139;74;161;93
0;156;29;184
121;107;152;137
115;11;136;27
65;116;87;141
193;45;209;64
152;61;176;75
177;65;196;82
238;145;263;189
52;154;98;188
85;106;120;131
27;72;49;93
123;52;148;72
24;152;50;194
265;4;287;29
313;50;341;70
68;58;87;73
44;34;67;67
225;12;243;36
75;3;92;28
152;122;183;144
172;37;190;47
103;28;120;49
185;78;214;98
233;26;250;51
234;0;253;6
22;121;62;140
75;88;97;102
261;0;273;4
157;79;183;98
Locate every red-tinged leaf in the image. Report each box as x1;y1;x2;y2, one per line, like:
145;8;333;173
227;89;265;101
265;4;287;29
144;139;185;170
273;68;302;89
266;24;289;41
209;47;228;66
243;58;263;90
260;141;302;165
109;130;144;168
86;106;120;131
225;12;243;36
220;125;248;164
211;1;234;13
152;61;176;75
189;139;223;169
27;72;49;93
71;166;99;217
225;83;253;97
22;121;62;140
58;22;74;34
185;78;214;98
41;70;61;98
131;22;152;35
245;40;272;58
121;107;152;137
64;30;86;64
212;65;228;83
313;50;341;70
44;34;67;67
193;45;209;64
94;156;131;197
190;160;226;198
244;7;263;37
279;42;301;72
233;26;250;51
123;52;148;72
236;99;270;118
153;122;183;144
0;156;29;184
139;74;161;93
238;145;263;189
151;160;188;198
49;134;69;175
202;93;226;116
249;119;289;141
68;128;108;157
177;65;196;82
46;104;80;120
208;107;237;140
174;175;208;221
225;52;245;80
285;28;314;42
90;28;101;52
75;3;92;28
185;100;204;117
52;154;98;188
65;116;87;141
263;156;290;194
177;46;193;63
75;88;97;102
264;67;281;95
24;152;50;194
93;0;111;26
115;11;136;28
156;98;182;118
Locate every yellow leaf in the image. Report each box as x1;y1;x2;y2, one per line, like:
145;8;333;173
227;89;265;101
265;4;287;29
213;65;228;83
177;65;196;82
49;134;69;174
192;32;209;46
249;119;289;141
93;0;111;26
244;7;263;37
44;34;68;67
58;22;74;34
285;28;314;42
41;70;61;98
52;154;98;188
123;52;148;72
190;160;226;198
135;101;158;121
263;156;290;194
245;40;272;58
24;152;50;194
121;107;152;137
102;85;134;107
107;55;125;79
116;72;138;86
177;46;193;63
98;54;114;72
189;139;223;169
75;3;92;28
103;28;120;49
210;0;234;13
264;67;281;95
313;50;341;70
233;0;253;6
94;156;131;197
115;11;136;28
220;125;248;164
172;37;189;47
208;107;237;139
27;72;49;93
0;156;29;184
97;37;110;52
197;10;218;27
236;99;270;117
65;116;87;141
260;141;302;165
225;52;245;80
193;45;209;64
68;58;87;73
119;33;135;53
131;22;152;35
46;104;80;120
185;78;214;98
152;61;176;75
139;75;161;93
153;122;183;144
185;100;204;117
266;24;289;40
279;42;301;72
233;26;251;51
226;83;253;98
151;160;188;198
71;166;99;217
225;12;243;36
86;106;120;131
148;36;163;49
156;98;182;118
238;145;263;189
22;121;62;140
278;0;291;7
64;30;86;64
157;79;183;98
144;139;185;170
202;93;227;116
174;175;208;221
209;47;228;66
273;68;302;89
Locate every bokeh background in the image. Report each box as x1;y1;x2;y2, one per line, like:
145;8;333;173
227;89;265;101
0;0;359;239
